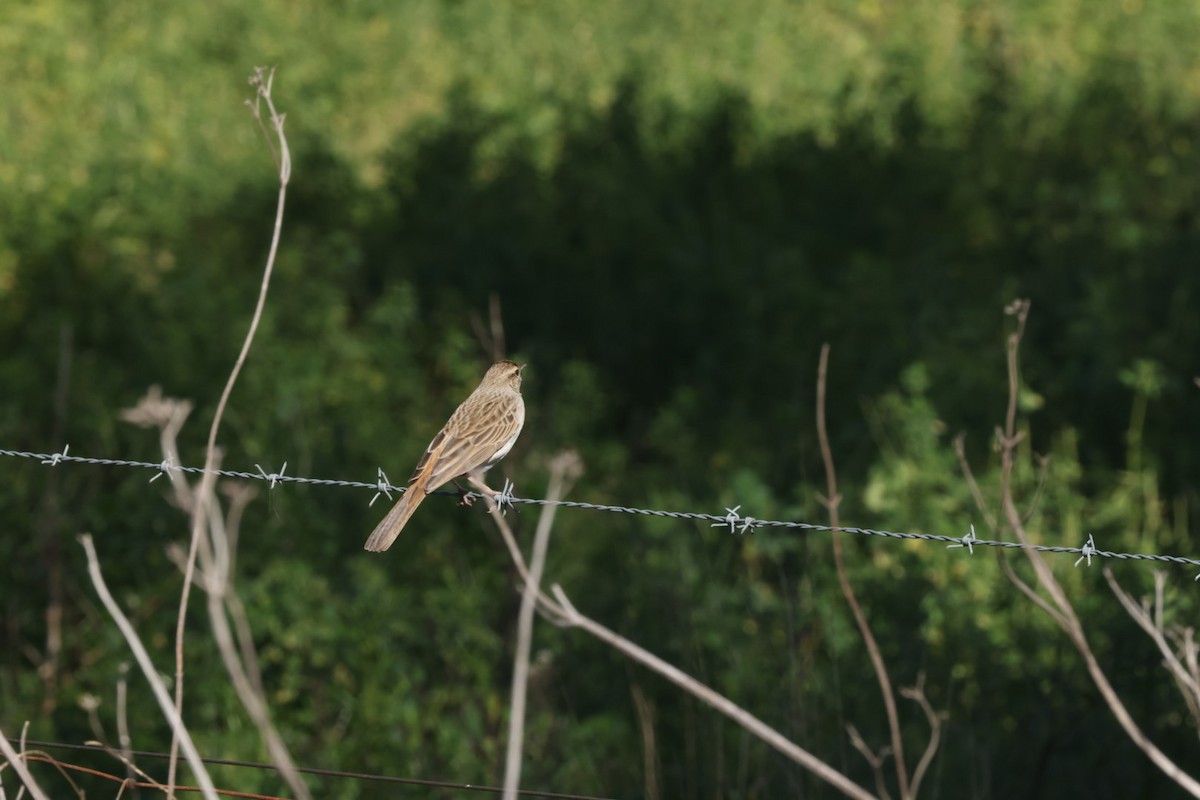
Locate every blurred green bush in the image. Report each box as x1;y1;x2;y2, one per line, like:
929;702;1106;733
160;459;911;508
2;1;1199;797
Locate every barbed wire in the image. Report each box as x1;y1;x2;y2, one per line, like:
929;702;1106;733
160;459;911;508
4;446;1200;571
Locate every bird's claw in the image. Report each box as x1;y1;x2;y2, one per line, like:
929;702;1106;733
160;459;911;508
451;480;477;507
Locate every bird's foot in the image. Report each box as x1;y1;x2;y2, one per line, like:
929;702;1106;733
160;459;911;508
453;480;477;507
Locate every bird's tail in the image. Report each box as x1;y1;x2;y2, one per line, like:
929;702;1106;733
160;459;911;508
363;483;427;552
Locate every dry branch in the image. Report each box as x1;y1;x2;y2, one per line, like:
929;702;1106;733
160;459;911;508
961;299;1200;797
167;66;291;795
502;452;583;800
124;386;312;799
1104;569;1200;738
0;724;51;800
472;468;877;800
817;343;914;798
77;534;219;800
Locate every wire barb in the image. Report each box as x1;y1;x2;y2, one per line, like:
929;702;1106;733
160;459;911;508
5;447;1200;572
493;478;517;515
711;505;757;534
369;468;394;507
947;524;977;555
712;505;743;533
149;455;175;483
1075;534;1097;568
254;461;288;490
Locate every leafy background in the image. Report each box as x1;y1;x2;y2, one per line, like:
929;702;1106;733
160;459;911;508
2;0;1199;797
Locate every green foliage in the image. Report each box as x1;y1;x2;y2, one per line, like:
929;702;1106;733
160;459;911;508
3;1;1200;798
856;360;1198;795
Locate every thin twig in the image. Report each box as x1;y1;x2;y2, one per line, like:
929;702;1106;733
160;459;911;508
115;663;140;797
1019;453;1051;526
195;495;311;799
470;292;508;363
630;685;662;800
77;534;218;800
548;582;877;800
36;323;72;716
469;475;537;587
955;432;1070;629
502;452;582;800
10;748;85;800
952;434;997;533
167;67;290;794
134;391;309;799
474;476;874;800
21;755;283;800
82;738;164;796
1177;627;1200;739
1104;569;1200;716
998;551;1067;628
0;726;51;800
900;674;943;798
990;300;1200;797
817;343;910;798
845;725;892;800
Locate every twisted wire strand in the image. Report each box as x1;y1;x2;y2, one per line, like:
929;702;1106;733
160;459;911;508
4;447;1199;568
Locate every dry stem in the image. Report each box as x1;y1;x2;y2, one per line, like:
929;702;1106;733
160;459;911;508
818;343;941;799
501;452;582;800
77;534;218;800
124;387;310;799
167;66;291;794
1104;569;1200;738
0;725;51;800
472;468;876;800
961;299;1200;797
631;684;662;800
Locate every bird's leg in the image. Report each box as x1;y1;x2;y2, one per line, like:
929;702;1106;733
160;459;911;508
464;472;512;510
466;473;518;516
452;478;478;507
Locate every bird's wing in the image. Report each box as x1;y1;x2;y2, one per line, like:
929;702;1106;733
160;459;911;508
409;428;447;483
423;395;523;489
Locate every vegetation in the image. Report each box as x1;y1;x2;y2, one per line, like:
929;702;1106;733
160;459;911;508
2;1;1199;797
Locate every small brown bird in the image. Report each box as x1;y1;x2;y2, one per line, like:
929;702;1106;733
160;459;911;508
363;360;526;552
